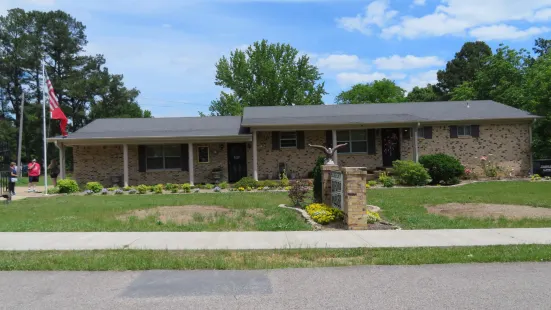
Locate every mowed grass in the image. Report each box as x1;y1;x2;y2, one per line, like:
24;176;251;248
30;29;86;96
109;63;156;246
1;245;550;270
0;193;312;232
369;181;551;229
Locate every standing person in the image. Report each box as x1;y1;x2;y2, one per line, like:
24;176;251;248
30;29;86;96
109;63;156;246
48;159;60;187
27;159;41;192
9;162;17;196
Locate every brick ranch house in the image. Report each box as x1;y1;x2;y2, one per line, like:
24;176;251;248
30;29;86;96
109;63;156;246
48;100;539;186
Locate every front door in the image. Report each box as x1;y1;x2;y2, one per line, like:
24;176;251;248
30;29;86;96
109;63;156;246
227;143;247;183
381;128;401;167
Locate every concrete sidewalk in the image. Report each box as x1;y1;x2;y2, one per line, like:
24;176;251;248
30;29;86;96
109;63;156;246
0;228;550;250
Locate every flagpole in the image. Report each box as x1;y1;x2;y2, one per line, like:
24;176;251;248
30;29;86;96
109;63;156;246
42;61;48;195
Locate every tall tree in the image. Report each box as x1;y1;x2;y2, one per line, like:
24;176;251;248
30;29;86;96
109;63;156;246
335;79;406;104
209;39;326;115
436;41;492;95
533;37;551;57
406;84;439;102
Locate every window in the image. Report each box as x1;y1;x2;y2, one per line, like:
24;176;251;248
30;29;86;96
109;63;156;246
457;125;472;137
280;131;297;148
197;146;209;163
146;145;181;170
336;130;368;153
417;127;425;139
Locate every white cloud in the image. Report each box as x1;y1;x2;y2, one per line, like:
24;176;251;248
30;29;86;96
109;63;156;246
336;0;398;35
161;23;172;28
341;0;551;40
413;0;426;6
374;55;444;70
316;54;369;71
399;70;438;92
470;24;550;41
336;71;406;87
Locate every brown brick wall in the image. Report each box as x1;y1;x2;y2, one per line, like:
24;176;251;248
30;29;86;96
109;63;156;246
418;124;531;176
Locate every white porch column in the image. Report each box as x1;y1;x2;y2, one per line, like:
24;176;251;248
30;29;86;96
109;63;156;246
332;129;338;164
59;143;66;179
252;131;258;181
529;120;534;175
188;143;194;186
123;144;129;187
413;126;419;163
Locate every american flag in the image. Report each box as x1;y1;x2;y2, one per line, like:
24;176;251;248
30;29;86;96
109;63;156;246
45;73;68;137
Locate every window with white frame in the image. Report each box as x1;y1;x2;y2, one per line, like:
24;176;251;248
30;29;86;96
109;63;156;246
457;125;472;137
336;129;368;153
280;131;297;148
146;145;181;170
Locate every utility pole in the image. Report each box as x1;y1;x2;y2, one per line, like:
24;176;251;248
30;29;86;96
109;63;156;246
17;93;24;177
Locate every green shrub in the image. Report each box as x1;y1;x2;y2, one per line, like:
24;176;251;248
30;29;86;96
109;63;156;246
181;183;191;193
280;170;290;187
165;183;178;191
262;180;279;188
312;156;325;203
86;182;103;193
153;184;163;194
57;179;79;194
205;183;214;189
366;211;381;224
218;181;229;189
392;160;431;186
368;180;378;187
137;184;148;194
305;203;344;225
378;172;395;188
234;177;258;189
419;153;464;185
288;179;310;207
123;186;132;191
170;188;178;193
107;187;118;191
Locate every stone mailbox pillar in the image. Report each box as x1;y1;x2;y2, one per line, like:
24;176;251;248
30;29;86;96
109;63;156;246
321;165;339;207
341;167;368;230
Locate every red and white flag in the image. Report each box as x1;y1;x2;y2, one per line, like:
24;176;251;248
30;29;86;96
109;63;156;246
46;74;68;137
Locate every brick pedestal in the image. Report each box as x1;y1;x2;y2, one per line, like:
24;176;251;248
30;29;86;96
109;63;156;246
341;167;368;230
321;165;339;207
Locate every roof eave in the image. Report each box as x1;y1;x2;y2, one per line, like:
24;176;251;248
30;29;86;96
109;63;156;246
47;134;252;145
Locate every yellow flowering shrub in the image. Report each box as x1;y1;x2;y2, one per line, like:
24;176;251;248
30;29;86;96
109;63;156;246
366;210;381;224
305;203;344;225
238;187;245;191
365;183;370;189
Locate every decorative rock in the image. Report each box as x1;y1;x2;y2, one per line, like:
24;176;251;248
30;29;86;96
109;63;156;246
367;205;381;213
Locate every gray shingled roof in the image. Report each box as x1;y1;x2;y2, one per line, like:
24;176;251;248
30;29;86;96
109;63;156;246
60;116;248;140
241;100;538;126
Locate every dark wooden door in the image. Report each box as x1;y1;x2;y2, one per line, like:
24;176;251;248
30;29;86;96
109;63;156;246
381;128;401;167
227;143;247;183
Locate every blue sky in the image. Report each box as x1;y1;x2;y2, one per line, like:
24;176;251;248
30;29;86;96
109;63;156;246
4;0;551;117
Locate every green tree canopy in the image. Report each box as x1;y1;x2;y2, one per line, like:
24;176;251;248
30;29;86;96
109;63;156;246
436;41;492;95
335;79;405;104
406;84;440;102
208;39;326;116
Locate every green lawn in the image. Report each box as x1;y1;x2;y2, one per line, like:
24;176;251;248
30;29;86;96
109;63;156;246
1;245;550;270
1;181;550;231
0;192;311;232
369;181;551;229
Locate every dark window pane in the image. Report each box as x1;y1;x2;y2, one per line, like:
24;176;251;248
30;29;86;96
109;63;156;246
164;145;181;157
147;158;163;170
280;132;297;140
337;141;350;153
336;130;349;141
280;139;297;148
417;127;424;138
464;125;471;136
146;145;163;157
457;126;465;136
351;141;367;153
350;130;366;141
165;157;181;169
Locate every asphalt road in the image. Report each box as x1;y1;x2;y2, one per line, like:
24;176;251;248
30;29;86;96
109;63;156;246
1;263;550;310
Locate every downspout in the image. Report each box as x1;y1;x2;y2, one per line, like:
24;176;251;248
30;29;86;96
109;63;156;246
414;123;420;163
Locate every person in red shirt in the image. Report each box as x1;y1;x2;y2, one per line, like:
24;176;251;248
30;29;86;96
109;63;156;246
27;159;41;192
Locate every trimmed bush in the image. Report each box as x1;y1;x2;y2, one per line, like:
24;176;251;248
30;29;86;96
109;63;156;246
234;177;258;189
218;182;229;189
137;184;148;194
57;179;79;194
280;170;290;187
181;183;191;193
392;160;431;186
312;156;325;203
305;203;344;225
368;180;378;187
378;172;395;188
419;153;464;185
205;183;214;190
165;183;178;191
153;184;163;194
86;182;103;193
